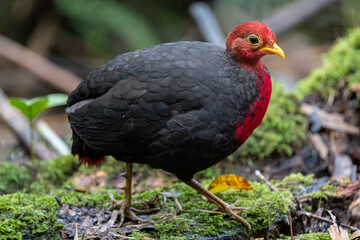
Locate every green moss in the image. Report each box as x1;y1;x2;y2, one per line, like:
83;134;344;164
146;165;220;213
279;173;314;186
144;180;294;239
36;155;79;184
0;165;321;239
277;232;331;240
231;81;307;160
128;230;153;240
298;27;360;99
0;193;62;240
0;162;32;194
0;155;79;195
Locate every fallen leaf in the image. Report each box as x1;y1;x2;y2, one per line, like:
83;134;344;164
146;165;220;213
328;210;350;240
73;170;108;190
350;230;360;240
336;181;360;197
351;82;360;93
208;174;253;194
329;224;350;240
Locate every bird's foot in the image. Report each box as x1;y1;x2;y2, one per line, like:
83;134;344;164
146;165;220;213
118;201;150;227
109;198;159;227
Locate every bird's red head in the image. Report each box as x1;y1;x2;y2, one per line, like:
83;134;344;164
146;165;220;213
226;21;285;67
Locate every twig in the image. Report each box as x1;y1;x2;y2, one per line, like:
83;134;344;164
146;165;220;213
55;196;63;207
37;121;70;155
189;2;226;47
0;34;81;94
297;210;359;231
308;133;328;160
100;210;118;232
111;233;136;239
255;170;286;199
301;103;359;135
174;196;183;212
289;212;294;240
263;0;338;35
74;223;79;240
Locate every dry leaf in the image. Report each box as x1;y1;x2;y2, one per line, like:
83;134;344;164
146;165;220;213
73;170;108;190
208;174;253;194
350;230;360;240
351;82;360;93
328;210;350;240
329;224;350;240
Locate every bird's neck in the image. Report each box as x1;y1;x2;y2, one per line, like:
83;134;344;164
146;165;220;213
234;61;272;145
236;59;266;75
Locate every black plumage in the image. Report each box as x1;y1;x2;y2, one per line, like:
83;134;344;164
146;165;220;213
67;41;260;180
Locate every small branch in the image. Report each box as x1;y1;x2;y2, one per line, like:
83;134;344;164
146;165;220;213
289;212;294;240
37;120;70;155
297;210;359;232
189;2;226;48
55;196;63;207
174;196;183;212
263;0;338;35
301;103;359;135
255;170;285;199
308;133;329;160
0;34;81;94
100;210;118;232
74;223;79;240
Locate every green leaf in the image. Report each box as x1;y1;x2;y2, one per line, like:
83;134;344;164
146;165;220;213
8;94;68;121
8;98;30;119
28;98;49;121
9;97;48;121
46;93;68;108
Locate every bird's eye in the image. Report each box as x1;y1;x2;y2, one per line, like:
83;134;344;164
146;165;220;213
248;35;260;45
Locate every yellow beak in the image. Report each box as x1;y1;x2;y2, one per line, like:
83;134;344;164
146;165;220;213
259;43;285;59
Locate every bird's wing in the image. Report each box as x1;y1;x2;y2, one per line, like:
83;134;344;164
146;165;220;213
67;42;226;155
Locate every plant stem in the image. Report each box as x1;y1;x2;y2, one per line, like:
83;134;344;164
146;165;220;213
30;120;35;160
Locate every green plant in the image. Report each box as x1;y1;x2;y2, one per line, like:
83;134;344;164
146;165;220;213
8;93;68;159
297;27;360;100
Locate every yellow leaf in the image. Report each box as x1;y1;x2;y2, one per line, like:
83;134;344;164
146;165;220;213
208;174;253;194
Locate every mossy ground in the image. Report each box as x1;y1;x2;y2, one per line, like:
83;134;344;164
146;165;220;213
276;232;332;240
0;156;343;239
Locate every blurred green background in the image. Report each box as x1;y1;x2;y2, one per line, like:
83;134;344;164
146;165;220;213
0;0;359;156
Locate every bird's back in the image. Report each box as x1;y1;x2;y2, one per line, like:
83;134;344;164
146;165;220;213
67;41;264;180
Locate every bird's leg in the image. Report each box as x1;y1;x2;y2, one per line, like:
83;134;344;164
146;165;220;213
118;162;132;226
117;163;159;227
182;178;251;230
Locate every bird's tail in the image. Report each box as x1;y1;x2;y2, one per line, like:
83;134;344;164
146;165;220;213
71;130;105;166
